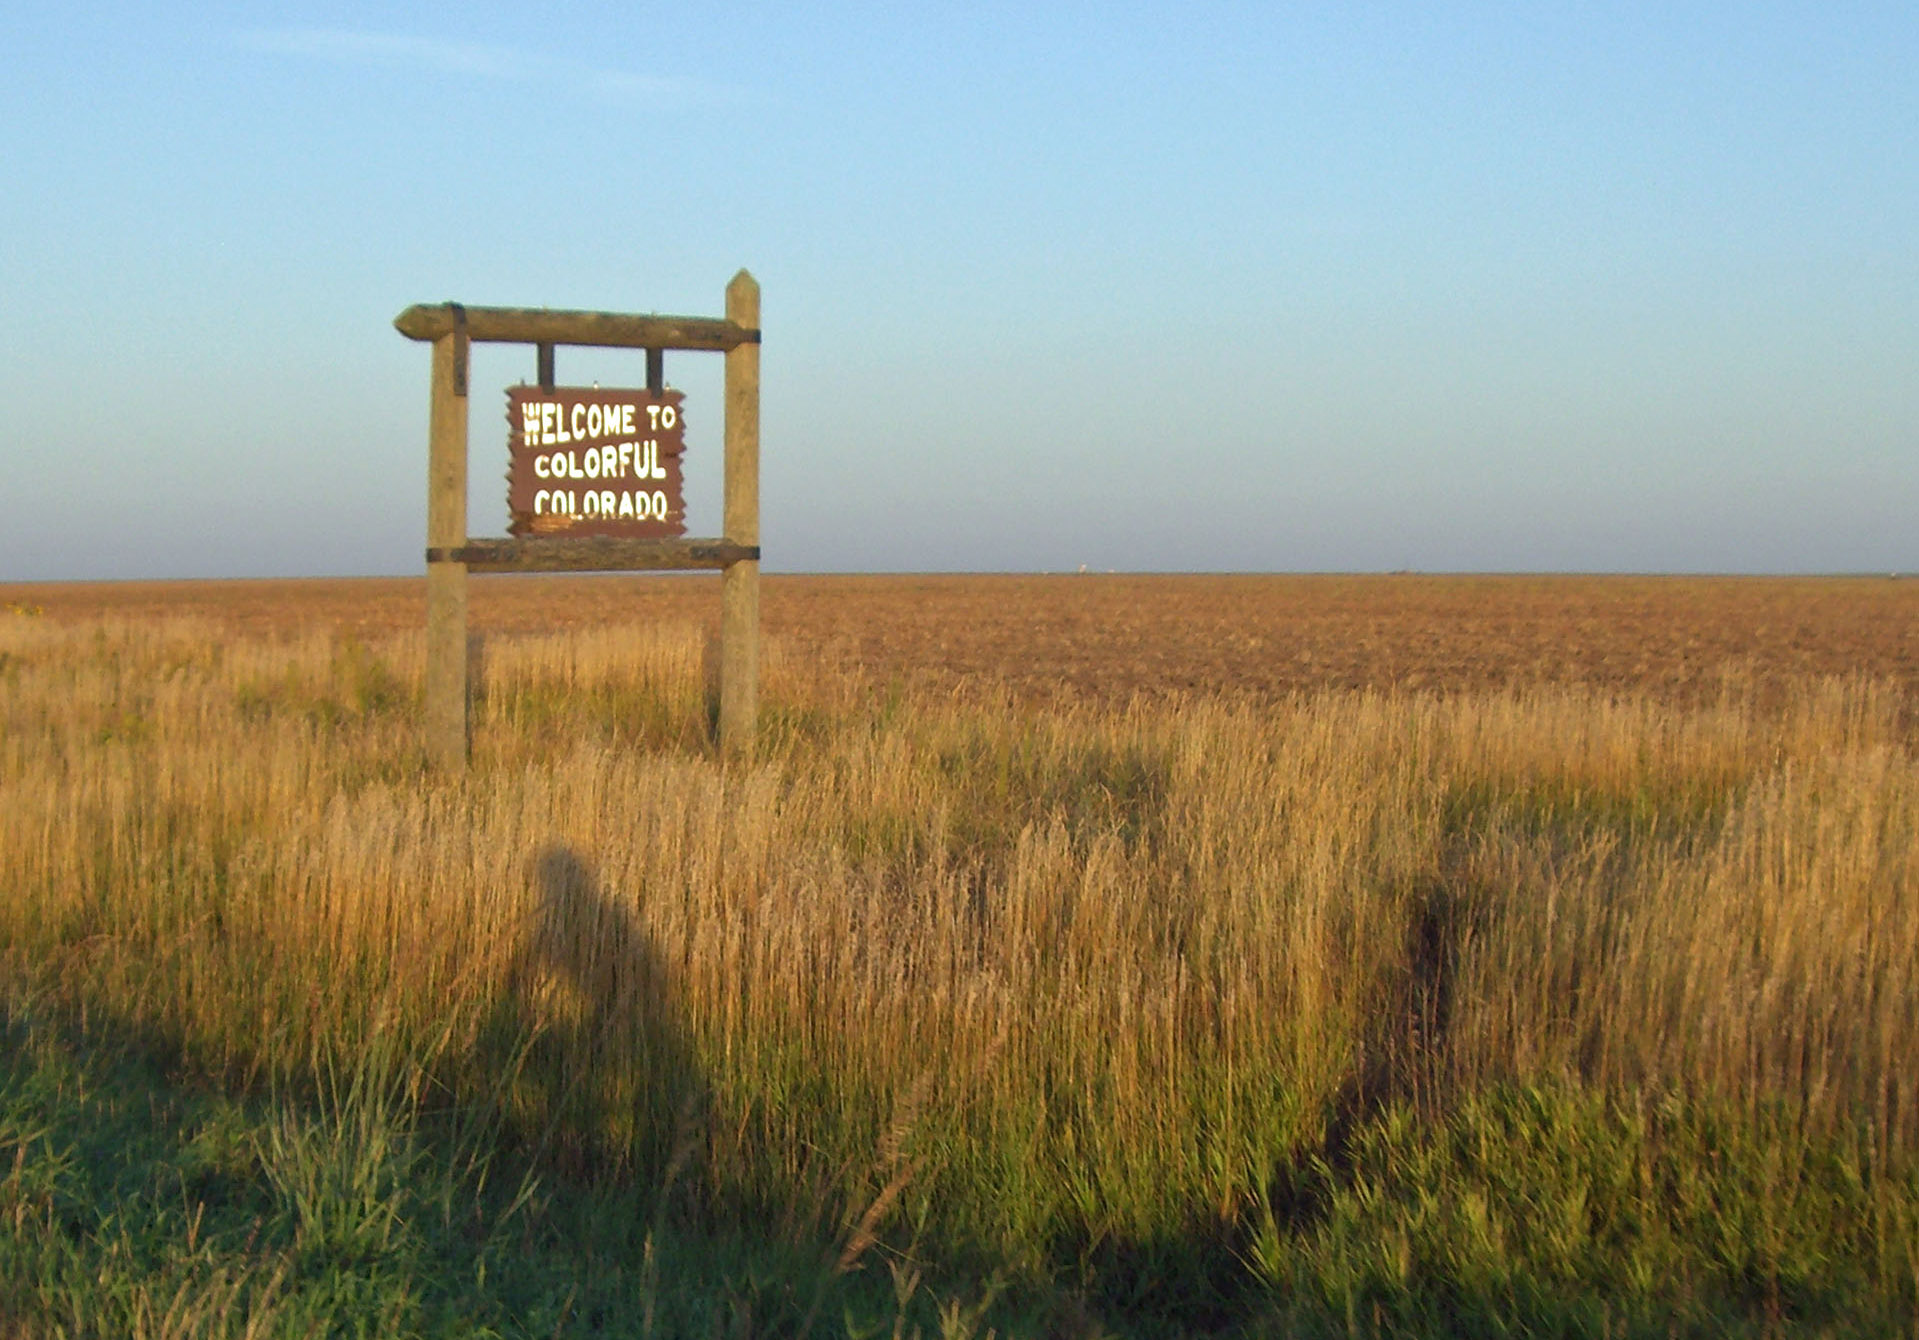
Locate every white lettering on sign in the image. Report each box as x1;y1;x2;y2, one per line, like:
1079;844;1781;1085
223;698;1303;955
526;440;668;484
533;489;582;516
574;403;639;438
522;401;671;449
531;487;671;521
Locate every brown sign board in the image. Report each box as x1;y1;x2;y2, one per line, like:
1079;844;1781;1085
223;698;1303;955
505;386;687;538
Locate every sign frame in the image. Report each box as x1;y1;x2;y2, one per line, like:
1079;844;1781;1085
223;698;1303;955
395;271;761;767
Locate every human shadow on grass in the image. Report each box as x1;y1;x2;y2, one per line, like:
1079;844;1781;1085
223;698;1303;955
490;844;703;1184
1062;877;1482;1334
1260;873;1472;1237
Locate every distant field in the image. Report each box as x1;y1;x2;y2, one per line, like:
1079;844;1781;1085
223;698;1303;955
7;572;1916;704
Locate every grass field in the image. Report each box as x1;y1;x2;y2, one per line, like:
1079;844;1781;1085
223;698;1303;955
1;575;1916;1337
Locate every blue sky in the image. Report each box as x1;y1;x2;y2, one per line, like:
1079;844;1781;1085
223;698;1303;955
3;2;1913;577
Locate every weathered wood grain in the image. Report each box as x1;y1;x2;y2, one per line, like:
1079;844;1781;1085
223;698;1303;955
395;304;758;351
428;538;757;572
425;332;469;769
721;271;762;753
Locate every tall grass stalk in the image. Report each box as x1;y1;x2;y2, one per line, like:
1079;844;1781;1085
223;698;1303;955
2;614;1914;1282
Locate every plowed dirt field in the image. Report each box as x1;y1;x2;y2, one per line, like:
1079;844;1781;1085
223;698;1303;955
5;574;1915;706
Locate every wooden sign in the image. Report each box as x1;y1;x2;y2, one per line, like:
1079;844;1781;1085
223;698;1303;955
505;386;687;538
397;273;761;768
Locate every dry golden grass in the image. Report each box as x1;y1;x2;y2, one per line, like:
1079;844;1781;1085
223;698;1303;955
2;596;1916;1266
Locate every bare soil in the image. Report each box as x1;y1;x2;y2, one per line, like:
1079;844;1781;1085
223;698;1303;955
6;573;1915;706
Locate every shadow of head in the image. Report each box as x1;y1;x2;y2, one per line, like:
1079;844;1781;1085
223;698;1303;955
533;845;595;930
525;844;651;1011
512;844;699;1173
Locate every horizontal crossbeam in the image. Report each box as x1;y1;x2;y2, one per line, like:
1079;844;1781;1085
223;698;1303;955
394;304;759;351
426;537;758;573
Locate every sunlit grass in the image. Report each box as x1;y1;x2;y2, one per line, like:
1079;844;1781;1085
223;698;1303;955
2;612;1915;1333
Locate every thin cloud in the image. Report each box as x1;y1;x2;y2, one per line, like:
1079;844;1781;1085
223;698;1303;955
234;27;726;104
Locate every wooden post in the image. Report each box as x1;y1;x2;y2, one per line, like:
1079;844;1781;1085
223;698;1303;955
720;270;760;752
425;331;469;769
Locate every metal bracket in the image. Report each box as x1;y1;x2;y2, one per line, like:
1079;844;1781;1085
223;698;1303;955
450;303;469;397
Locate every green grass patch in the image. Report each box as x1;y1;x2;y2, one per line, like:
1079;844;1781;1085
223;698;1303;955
0;997;1038;1339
